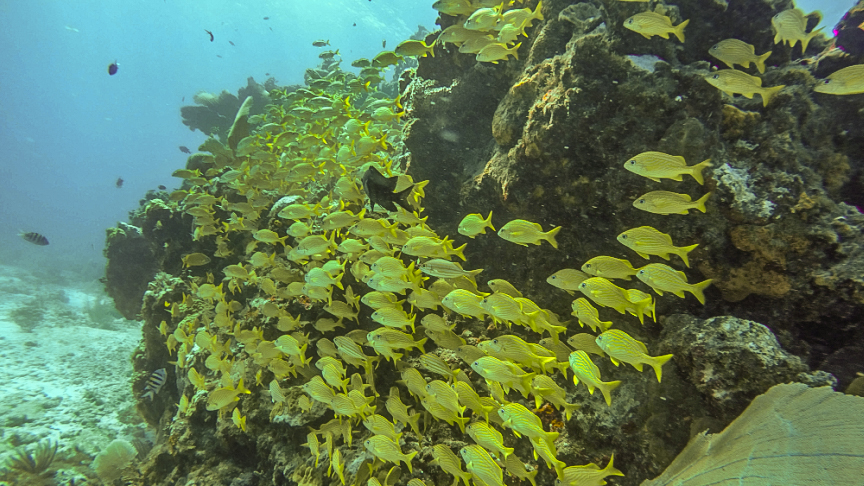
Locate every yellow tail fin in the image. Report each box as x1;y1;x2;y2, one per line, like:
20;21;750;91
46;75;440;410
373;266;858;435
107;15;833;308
755;50;772;74
689;158;713;185
693;192;712;213
674;18;690;43
649;354;674;383
761;84;785;106
676;243;700;268
689;278;713;305
545;225;562;249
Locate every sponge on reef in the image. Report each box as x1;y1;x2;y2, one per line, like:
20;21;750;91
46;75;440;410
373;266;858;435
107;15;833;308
641;383;864;485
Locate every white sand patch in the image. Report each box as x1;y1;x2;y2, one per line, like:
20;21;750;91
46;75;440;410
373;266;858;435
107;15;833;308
0;264;147;484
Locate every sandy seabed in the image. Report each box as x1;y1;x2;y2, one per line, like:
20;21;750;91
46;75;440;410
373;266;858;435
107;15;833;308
0;264;148;484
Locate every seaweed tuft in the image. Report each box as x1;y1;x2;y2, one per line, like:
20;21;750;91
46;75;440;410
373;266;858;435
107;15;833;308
2;439;59;477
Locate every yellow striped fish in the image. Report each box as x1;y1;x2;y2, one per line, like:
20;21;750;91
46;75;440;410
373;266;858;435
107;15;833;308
595;330;673;382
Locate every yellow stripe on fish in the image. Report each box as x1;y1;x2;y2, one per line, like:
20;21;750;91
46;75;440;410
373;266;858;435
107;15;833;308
595;330;673;382
568;350;621;406
704;69;785;107
635;262;713;304
623;11;689;42
814;64;864;96
633;190;711;215
624;151;713;184
617;226;699;267
709;39;772;74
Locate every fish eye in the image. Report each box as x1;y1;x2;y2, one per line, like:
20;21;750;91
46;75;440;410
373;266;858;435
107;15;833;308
627;19;634;24
638;199;646;204
639;269;645;274
712;74;720;79
621;234;628;239
823;79;831;84
585;264;592;268
711;44;718;50
629;160;636;165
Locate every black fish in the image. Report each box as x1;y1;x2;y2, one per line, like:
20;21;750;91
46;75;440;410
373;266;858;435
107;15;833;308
263;16;269;20
158;185;167;190
107;61;118;75
116;177;124;188
216;54;222;58
229;40;235;46
141;368;167;401
205;29;214;41
19;231;49;246
382;39;386;48
361;167;414;212
179;146;192;154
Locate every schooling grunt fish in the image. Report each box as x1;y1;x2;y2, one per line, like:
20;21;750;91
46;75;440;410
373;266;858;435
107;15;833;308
814;64;864;95
623;11;689;43
709;39;772;74
704;69;785;107
624;151;712;184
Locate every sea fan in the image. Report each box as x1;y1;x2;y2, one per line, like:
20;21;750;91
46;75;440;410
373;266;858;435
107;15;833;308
3;439;58;476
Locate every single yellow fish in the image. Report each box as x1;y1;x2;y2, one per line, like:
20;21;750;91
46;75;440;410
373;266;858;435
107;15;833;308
442;289;488;319
498;219;561;248
546;268;590;294
460;445;505;486
623;11;689;42
626;288;656;324
568;350;621;406
531;374;581;420
466;421;514;458
567;333;606;357
364;435;417;472
617;226;699;267
420;259;483;279
578;277;632;314
814;64;864;95
772;9;822;54
570;297;613;333
581;256;638;280
431;444;472;486
633;190;711;215
596;329;673;382
709;39;772;74
635;262;713;304
497;403;559;451
704;69;785;107
394;39;436;58
624;152;713;184
559;455;624;486
476;41;521;63
458;211;495;238
182;252;211;267
471;356;535;398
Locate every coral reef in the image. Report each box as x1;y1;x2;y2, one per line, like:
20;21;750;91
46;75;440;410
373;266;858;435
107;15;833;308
180;77;271;140
98;0;864;484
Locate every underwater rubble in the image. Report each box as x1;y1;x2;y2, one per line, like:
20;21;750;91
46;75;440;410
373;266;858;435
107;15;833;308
100;0;864;484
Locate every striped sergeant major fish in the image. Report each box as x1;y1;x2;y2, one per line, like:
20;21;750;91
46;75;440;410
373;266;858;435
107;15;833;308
141;368;167;401
19;231;49;246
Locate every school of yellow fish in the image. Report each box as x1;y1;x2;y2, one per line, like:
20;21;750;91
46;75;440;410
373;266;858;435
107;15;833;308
148;0;864;485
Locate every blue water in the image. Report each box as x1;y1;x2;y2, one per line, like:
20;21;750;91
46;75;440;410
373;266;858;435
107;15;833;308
0;0;852;279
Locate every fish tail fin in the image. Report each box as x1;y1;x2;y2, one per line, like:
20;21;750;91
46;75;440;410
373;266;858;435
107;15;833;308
468;268;484;278
599;380;622;406
534;0;544;20
455;415;469;434
756;50;772;74
562;401;580;421
694;192;711;213
520;372;537;398
649;354;674;383
415;337;428;354
405;450;418;473
450;243;467;261
406;412;423;434
512;41;522;60
690;278;713;305
676;243;699;268
760;84;785;106
485;210;495;231
689;158;712;185
802;27;823;54
544;225;562;249
603;454;625;477
674;18;690;43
